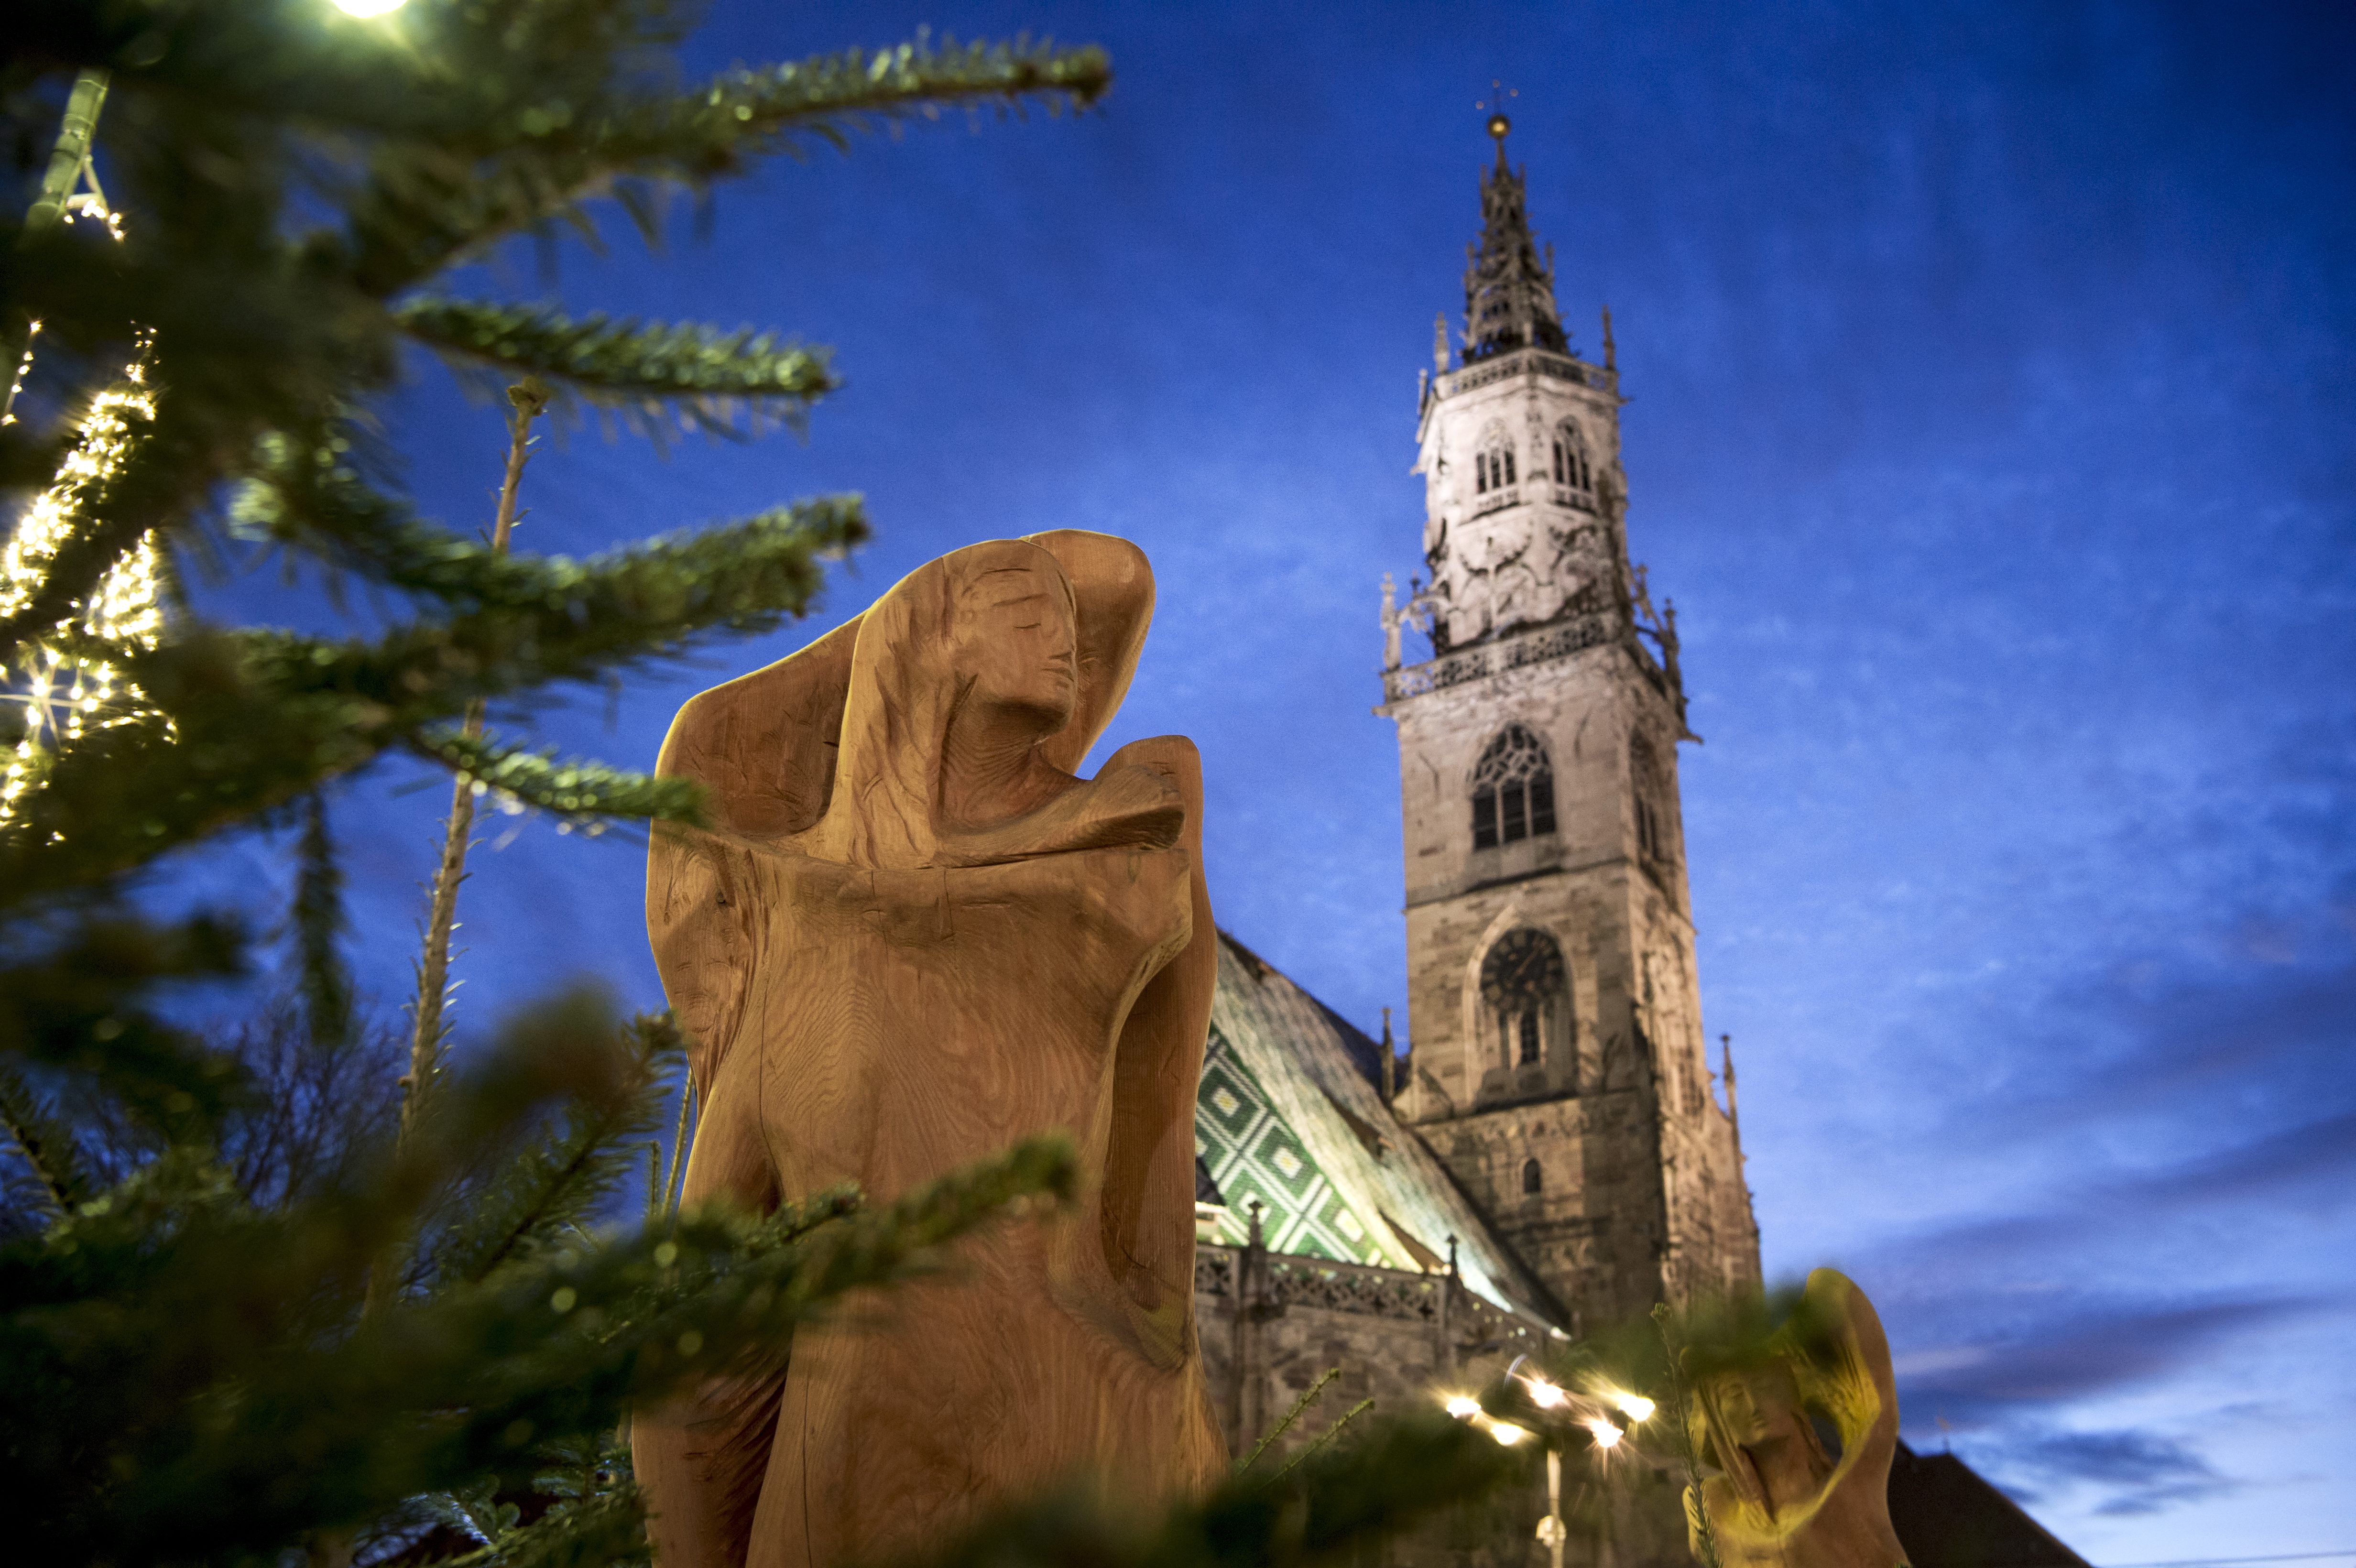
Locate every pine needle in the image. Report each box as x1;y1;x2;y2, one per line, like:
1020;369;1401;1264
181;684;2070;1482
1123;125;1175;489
1236;1365;1341;1476
1271;1396;1375;1482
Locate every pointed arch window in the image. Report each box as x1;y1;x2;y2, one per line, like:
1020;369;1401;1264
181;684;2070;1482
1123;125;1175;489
1630;730;1672;866
1480;926;1569;1078
1471;724;1556;850
1551;421;1594;494
1473;423;1517;496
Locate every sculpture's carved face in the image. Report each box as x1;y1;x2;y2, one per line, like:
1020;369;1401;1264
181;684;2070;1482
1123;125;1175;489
953;561;1080;738
1706;1364;1808;1448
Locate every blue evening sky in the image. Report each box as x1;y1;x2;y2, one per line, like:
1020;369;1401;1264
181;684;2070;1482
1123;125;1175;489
179;1;2352;1558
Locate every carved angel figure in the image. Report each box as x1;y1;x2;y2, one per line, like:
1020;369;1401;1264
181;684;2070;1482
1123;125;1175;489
635;533;1226;1568
1683;1269;1910;1568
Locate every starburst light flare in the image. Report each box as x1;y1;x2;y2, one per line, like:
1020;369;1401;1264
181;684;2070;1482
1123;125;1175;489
1584;1417;1622;1451
1607;1390;1656;1423
1;346;169;830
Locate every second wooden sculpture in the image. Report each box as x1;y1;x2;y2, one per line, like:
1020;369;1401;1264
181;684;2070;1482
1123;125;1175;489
634;533;1225;1568
1683;1269;1911;1568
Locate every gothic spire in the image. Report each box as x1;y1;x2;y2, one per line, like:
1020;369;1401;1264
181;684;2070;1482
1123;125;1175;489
1462;114;1568;361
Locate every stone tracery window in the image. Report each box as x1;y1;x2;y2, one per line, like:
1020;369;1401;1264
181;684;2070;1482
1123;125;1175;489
1471;723;1557;850
1630;730;1671;865
1551;420;1593;493
1480;926;1568;1076
1473;422;1517;496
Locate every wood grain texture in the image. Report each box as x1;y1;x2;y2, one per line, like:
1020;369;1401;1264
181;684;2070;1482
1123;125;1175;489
637;535;1226;1568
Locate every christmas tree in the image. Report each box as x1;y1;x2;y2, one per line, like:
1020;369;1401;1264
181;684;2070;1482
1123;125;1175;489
0;5;1529;1563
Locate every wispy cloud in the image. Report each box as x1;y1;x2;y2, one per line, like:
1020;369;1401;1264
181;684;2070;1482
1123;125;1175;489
1992;1428;2236;1517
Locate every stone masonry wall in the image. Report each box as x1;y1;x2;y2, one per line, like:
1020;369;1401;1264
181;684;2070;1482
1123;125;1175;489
1194;1242;1554;1568
1192;1242;1696;1568
1382;631;1753;1326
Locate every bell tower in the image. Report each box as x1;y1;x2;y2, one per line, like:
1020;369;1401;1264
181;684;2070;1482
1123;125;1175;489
1378;116;1759;1331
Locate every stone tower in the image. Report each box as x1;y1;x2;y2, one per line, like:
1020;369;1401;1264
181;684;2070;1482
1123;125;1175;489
1379;117;1760;1334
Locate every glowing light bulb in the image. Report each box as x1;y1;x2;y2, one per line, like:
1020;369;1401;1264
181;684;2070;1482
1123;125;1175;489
1585;1417;1622;1450
3;339;167;832
1610;1391;1656;1422
334;0;406;14
1526;1378;1567;1409
1445;1395;1482;1420
1490;1422;1528;1447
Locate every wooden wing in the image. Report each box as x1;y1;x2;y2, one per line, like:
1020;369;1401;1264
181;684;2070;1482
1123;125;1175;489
646;616;860;1096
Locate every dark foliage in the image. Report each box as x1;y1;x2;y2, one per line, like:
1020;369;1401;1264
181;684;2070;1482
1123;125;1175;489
0;7;1538;1565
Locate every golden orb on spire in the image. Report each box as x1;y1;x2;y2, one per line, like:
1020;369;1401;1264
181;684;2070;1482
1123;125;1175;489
1486;112;1511;143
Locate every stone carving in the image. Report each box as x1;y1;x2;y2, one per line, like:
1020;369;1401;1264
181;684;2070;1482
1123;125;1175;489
635;533;1226;1568
1682;1270;1909;1568
1421;495;1618;649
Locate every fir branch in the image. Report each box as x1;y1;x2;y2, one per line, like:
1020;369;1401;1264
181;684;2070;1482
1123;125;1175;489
910;1405;1528;1568
52;1134;1072;1562
231;430;868;615
426;1012;681;1288
1237;1365;1340;1474
346;36;1113;290
0;497;862;902
1655;1302;1726;1568
658;1067;695;1221
0;912;248;1139
1271;1397;1375;1483
394;299;837;437
0;1056;88;1219
411;731;708;827
291;790;354;1051
383;378;550;1294
436;1485;649;1568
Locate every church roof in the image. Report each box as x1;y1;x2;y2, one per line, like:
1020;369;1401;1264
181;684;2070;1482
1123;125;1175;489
1194;930;1558;1326
1887;1442;2092;1568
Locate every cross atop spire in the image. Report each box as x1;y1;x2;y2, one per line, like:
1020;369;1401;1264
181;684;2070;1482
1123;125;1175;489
1461;107;1568;363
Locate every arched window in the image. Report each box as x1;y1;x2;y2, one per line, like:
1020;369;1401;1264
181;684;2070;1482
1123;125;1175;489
1471;724;1557;849
1474;423;1516;497
1551;421;1593;494
1522;1158;1543;1195
1630;731;1670;864
1481;927;1568;1077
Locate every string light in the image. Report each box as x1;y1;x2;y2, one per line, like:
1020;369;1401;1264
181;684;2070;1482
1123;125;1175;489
1;337;168;831
1608;1390;1656;1423
1584;1417;1622;1451
1489;1422;1529;1447
1445;1395;1482;1420
1;323;40;427
60;191;124;242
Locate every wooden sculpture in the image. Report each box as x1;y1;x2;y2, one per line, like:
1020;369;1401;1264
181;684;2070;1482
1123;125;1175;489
1683;1269;1909;1568
633;533;1226;1568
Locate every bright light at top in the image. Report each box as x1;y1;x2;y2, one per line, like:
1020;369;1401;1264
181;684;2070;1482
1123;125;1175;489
1526;1378;1567;1409
1584;1417;1622;1450
1609;1391;1657;1423
1444;1395;1482;1420
1490;1422;1528;1447
334;0;407;16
